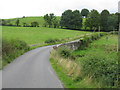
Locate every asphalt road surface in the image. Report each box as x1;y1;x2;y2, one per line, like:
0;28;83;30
2;46;63;88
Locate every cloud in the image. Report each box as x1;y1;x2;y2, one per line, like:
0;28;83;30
0;0;119;19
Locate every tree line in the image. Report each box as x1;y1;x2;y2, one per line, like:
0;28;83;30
44;9;120;31
1;8;119;32
44;9;119;32
0;19;39;27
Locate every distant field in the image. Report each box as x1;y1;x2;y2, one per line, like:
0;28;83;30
73;35;118;58
2;26;90;45
72;34;118;63
4;16;87;29
5;16;61;27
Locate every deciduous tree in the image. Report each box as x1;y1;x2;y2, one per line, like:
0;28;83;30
16;19;20;26
81;9;89;18
100;10;110;31
60;9;82;29
85;9;100;31
44;13;57;28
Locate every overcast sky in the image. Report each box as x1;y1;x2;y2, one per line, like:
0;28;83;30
0;0;119;19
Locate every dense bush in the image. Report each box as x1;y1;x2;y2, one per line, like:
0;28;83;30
2;39;30;67
45;38;60;44
31;22;39;27
80;53;118;87
57;46;72;58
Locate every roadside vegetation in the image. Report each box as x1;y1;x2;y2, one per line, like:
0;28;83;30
2;26;91;69
50;33;118;88
2;39;30;69
1;7;119;88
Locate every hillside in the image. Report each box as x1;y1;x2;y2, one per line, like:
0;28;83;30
4;16;61;27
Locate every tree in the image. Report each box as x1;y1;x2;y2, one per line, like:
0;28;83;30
23;16;25;18
31;22;39;27
23;23;27;27
60;10;73;28
115;13;120;31
16;19;20;26
52;17;60;28
71;10;82;29
108;14;118;31
85;9;100;31
1;19;6;26
43;13;57;28
81;9;89;18
44;14;49;27
60;9;82;29
100;9;110;31
0;19;2;25
49;13;55;27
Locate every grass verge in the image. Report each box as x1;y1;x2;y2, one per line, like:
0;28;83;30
2;39;30;69
50;34;118;88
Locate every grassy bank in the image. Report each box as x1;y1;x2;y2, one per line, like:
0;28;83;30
2;39;30;69
50;34;118;88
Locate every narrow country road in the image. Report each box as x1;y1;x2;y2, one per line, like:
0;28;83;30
2;46;63;88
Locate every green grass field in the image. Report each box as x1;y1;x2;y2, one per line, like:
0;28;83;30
5;16;61;27
73;35;118;59
2;26;90;45
2;25;90;69
7;17;45;26
5;16;87;29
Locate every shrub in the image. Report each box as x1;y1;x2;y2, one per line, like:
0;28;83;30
23;23;27;27
7;23;13;26
31;21;39;27
80;53;118;87
2;39;30;67
57;46;72;58
45;38;60;44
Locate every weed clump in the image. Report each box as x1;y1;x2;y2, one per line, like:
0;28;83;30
57;46;72;58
